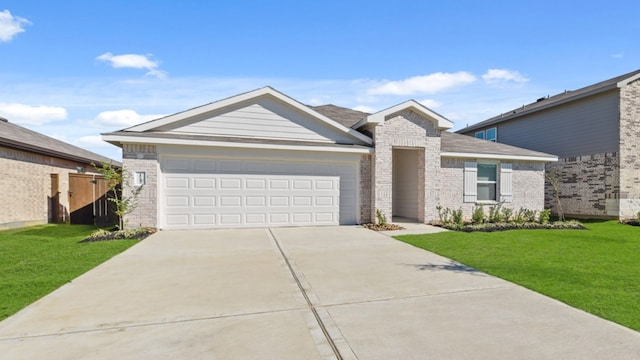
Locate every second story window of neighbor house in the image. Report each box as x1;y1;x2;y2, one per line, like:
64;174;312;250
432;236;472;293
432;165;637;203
474;127;497;142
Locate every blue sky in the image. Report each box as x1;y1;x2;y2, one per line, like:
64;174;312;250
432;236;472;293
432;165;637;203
1;1;639;160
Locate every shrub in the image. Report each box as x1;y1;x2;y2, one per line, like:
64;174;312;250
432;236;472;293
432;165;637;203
472;205;485;224
436;205;453;225
500;207;513;222
488;203;503;223
452;208;464;226
524;209;538;223
376;209;387;226
539;209;551;224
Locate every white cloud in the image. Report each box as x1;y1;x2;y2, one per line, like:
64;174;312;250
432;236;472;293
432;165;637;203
419;99;442;109
352;105;376;113
0;9;30;42
611;52;624;59
93;109;165;128
482;69;529;84
0;103;67;125
97;52;167;79
368;72;476;95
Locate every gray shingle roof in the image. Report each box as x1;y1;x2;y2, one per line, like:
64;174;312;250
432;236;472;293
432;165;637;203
459;68;640;133
0;120;119;166
309;104;369;128
441;132;556;159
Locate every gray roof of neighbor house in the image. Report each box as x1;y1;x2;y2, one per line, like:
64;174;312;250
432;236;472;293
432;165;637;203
309;104;369;128
458;68;640;133
0;119;119;166
440;132;556;159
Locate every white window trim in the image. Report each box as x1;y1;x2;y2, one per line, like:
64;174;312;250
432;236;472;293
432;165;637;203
485;127;497;142
475;131;485;139
476;161;499;203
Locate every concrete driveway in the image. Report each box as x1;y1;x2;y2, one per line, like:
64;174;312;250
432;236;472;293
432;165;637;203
0;227;639;359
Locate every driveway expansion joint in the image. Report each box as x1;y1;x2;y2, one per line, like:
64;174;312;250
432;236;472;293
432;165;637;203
268;228;347;360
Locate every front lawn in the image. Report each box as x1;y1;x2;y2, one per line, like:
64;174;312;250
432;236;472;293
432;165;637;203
0;224;138;321
397;220;640;332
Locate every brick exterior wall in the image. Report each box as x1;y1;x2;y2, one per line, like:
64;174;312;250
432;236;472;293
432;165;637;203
619;78;640;219
359;154;373;223
544;153;619;218
439;158;545;221
372;110;441;223
0;145;100;229
122;144;158;228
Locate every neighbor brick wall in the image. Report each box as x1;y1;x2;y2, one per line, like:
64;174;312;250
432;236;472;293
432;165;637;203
0;145;99;228
373;110;440;223
122;144;157;228
545;153;619;218
618;78;640;219
439;158;545;222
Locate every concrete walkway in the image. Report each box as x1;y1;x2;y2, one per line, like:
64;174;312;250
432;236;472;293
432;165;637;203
1;227;639;359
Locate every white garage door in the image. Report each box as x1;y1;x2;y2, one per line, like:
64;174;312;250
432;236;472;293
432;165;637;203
159;155;358;229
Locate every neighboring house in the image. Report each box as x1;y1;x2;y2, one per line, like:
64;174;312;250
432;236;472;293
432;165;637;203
457;69;640;219
0;118;119;229
102;87;556;229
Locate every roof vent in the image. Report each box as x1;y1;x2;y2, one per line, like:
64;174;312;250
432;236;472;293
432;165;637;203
0;116;8;123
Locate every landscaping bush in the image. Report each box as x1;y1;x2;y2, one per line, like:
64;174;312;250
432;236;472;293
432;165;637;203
80;228;156;243
472;205;485;224
433;205;581;232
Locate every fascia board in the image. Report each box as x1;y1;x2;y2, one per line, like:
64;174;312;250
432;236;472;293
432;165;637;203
440;151;558;162
618;73;640;87
101;134;373;154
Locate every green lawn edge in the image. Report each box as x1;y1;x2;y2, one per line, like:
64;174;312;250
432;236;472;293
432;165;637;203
395;220;640;332
0;224;139;321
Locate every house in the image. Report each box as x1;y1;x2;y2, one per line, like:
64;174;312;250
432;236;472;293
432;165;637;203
102;87;556;229
457;69;640;219
0;118;119;229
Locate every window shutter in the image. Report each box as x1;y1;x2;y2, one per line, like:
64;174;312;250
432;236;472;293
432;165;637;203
464;161;477;203
500;163;513;203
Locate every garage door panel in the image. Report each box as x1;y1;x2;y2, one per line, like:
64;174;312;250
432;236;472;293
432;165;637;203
245;196;266;207
160;156;357;229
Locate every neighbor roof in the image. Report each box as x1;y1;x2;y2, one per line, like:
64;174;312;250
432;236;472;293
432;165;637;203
459;68;640;133
441;132;557;161
0;120;119;166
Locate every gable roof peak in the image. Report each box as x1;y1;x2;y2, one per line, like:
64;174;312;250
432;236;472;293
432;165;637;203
354;99;453;130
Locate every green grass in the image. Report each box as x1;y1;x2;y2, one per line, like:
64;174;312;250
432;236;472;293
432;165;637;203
397;220;640;331
0;224;138;321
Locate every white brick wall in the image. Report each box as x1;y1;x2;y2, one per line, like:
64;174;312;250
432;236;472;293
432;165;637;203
439;158;545;221
122;144;158;228
372;110;441;223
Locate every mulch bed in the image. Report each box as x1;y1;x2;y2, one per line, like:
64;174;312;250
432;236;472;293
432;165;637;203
362;223;405;231
621;220;640;227
79;228;157;243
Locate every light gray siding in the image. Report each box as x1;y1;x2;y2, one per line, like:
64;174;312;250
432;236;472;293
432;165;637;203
465;90;620;157
163;97;358;144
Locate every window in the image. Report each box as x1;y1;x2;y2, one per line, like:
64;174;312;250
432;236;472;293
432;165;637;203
464;161;511;203
475;131;485;139
477;163;497;201
486;127;497;142
134;171;146;186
